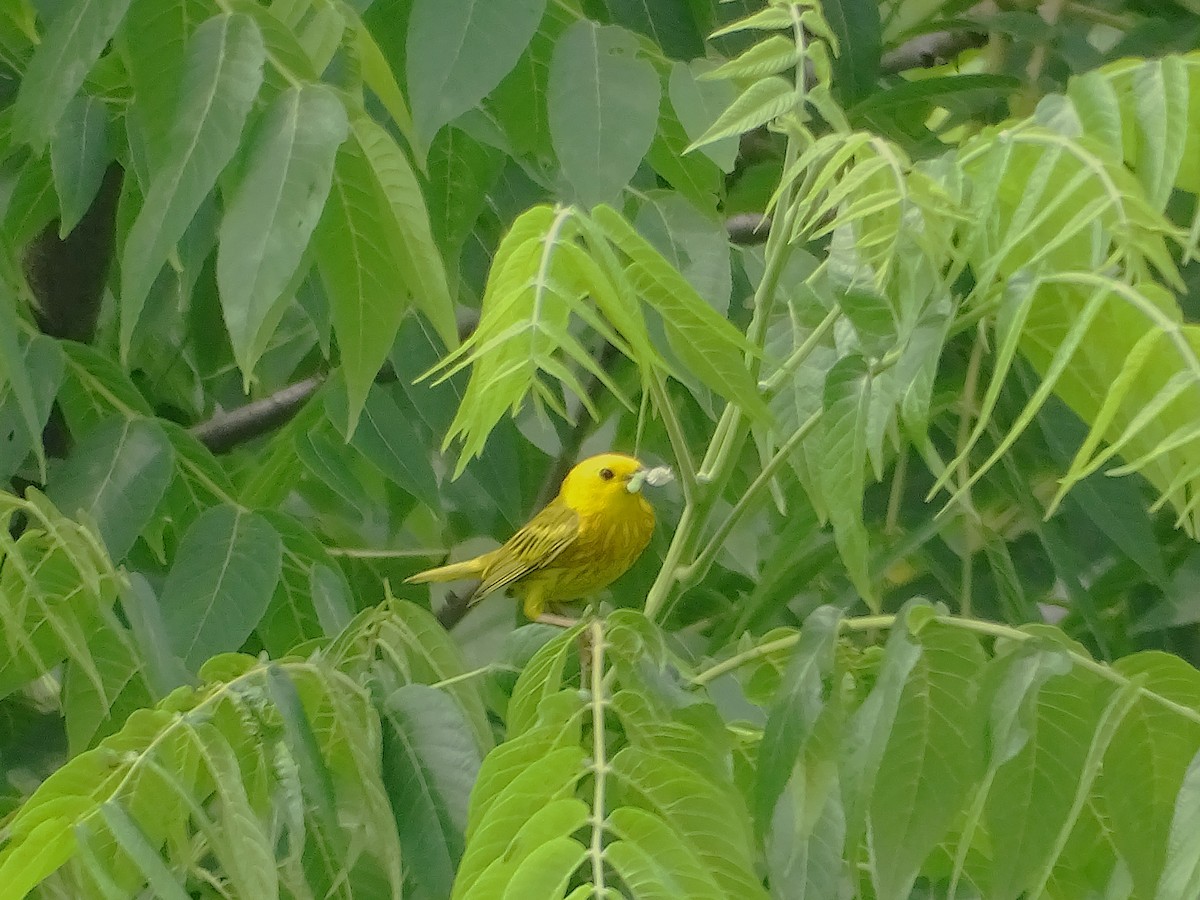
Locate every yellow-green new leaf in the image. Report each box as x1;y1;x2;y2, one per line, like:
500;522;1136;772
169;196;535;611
592;205;772;423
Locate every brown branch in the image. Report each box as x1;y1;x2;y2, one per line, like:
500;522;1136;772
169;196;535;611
881;29;987;74
189;375;324;453
726;213;771;246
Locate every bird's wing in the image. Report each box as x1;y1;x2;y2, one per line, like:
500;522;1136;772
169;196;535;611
471;501;580;601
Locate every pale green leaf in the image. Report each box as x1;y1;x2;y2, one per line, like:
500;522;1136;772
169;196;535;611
686;76;794;153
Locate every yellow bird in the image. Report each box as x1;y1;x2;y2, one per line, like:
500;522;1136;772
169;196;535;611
405;453;661;620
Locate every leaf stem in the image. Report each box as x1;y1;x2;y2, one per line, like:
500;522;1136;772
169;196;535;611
644;137;804;622
759;305;842;395
681;409;822;586
649;369;698;505
587;619;608;893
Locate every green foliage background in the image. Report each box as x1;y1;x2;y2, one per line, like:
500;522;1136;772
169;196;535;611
3;0;1200;897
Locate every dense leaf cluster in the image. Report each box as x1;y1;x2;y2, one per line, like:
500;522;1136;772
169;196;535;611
2;0;1200;897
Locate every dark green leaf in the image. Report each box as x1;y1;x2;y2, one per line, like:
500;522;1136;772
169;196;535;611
46;416;174;562
602;0;704;60
158;504;283;670
823;0;880;104
0;333;62;483
820;353;873;605
327;382;440;510
755;605;841;834
50;94;111;236
406;0;545;148
119;12;265;360
382;683;483;900
548;21;661;208
217;84;348;382
869;621;986;900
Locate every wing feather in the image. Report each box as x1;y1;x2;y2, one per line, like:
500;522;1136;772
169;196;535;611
470;501;580;601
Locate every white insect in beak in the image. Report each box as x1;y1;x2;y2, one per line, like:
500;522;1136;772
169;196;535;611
626;465;675;493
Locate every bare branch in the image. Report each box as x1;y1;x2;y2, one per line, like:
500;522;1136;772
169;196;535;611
881;30;987;74
190;375;324;453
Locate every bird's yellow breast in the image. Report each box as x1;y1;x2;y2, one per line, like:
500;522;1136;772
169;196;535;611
518;494;654;602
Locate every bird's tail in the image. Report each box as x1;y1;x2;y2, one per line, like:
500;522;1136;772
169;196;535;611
404;558;485;585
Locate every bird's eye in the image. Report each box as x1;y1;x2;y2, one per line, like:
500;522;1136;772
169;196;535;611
599;467;615;481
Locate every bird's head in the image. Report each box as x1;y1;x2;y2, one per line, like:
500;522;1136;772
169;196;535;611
558;453;649;516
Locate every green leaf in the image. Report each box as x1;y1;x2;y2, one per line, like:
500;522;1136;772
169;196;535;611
605;806;725;900
548;21;661;208
1156;748;1200;900
591;205;772;423
98;802;191;900
426;125;505;254
216;84;348;383
646;93;723;209
355;18;417;154
869;622;986;900
117;0;217;168
507;625;584;737
454;746;588;897
823;0;880;104
58;342;154;435
350;114;457;348
314;138;405;433
383;684;484;900
330;599;493;749
611;746;769;900
406;0;546;147
634;191;732;314
686;76;794;153
602;0;704;60
668;60;738;172
255;511;354;654
119;12;265;361
755;605;841;834
61;621;153;753
158;504;283;671
50;94;112;236
1;150;57;248
46;416;175;563
495;837;586;898
1102;652;1200;899
984;664;1104;899
10;0;133;150
328;382;441;510
841;602;925;850
486;2;572;159
819;354;873;606
0;332;62;484
0;819;76;899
